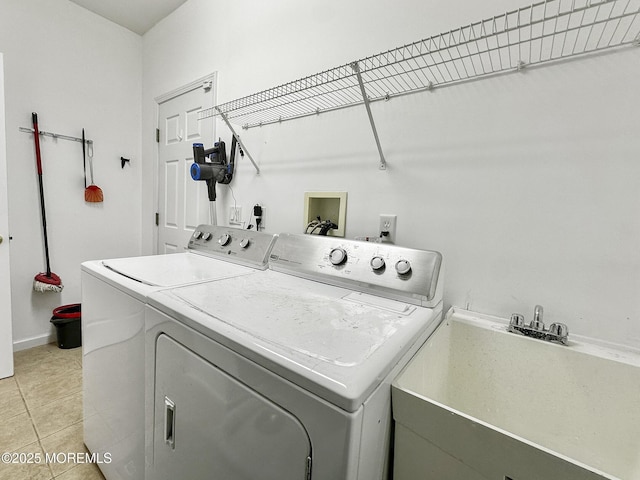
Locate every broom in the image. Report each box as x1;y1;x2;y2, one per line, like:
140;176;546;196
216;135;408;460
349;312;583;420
83;128;103;203
32;113;63;293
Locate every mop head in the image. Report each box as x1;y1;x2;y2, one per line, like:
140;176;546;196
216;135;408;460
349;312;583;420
33;272;64;293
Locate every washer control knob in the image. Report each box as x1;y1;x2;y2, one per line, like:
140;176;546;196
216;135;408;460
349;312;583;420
395;259;412;275
239;238;250;249
193;231;203;240
202;232;213;241
370;256;386;271
218;233;231;246
329;248;347;266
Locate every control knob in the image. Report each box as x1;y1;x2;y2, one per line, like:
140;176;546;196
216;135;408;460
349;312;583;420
193;231;203;240
239;238;250;249
395;259;412;275
218;233;231;246
370;256;386;271
202;232;213;241
329;248;347;266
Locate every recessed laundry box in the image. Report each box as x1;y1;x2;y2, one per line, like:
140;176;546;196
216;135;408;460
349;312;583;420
50;303;82;349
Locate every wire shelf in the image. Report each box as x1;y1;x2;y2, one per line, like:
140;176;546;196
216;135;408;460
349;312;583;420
200;0;640;129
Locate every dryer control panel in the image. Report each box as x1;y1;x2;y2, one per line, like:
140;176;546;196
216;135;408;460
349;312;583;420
269;233;443;307
188;225;277;270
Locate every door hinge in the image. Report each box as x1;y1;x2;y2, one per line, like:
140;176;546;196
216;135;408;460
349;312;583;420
155;212;159;226
156;128;160;143
306;456;312;480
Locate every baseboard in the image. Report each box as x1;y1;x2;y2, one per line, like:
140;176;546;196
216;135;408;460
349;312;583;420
13;333;56;352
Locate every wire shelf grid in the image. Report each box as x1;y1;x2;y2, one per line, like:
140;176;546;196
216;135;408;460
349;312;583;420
200;0;640;128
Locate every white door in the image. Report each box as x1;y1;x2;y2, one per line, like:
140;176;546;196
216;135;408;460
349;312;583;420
0;53;14;379
157;78;215;254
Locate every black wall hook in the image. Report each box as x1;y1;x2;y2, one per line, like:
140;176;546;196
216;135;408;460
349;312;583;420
120;157;130;169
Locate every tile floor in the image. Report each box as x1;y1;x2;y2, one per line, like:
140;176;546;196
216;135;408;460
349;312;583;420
0;343;105;480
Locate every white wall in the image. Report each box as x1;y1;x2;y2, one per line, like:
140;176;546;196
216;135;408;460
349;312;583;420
142;0;640;349
0;0;143;348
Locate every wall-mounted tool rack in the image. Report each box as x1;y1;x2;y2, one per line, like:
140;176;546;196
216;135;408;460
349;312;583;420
199;0;640;170
19;127;94;148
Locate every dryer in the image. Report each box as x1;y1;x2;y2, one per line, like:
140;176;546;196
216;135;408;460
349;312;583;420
144;233;443;479
81;225;277;480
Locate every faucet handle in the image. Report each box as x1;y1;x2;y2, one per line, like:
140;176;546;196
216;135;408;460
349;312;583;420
509;313;525;328
549;323;569;343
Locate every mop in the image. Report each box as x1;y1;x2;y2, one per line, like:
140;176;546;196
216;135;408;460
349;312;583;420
31;113;63;293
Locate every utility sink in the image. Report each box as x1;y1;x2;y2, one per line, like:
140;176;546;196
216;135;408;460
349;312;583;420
392;307;640;480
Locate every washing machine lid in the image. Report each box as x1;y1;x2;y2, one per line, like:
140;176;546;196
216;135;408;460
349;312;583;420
101;253;254;287
148;270;440;412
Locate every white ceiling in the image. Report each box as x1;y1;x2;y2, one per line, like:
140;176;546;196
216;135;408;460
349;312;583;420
69;0;189;35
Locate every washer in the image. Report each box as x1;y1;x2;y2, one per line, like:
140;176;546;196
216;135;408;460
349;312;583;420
81;225;277;480
145;233;443;480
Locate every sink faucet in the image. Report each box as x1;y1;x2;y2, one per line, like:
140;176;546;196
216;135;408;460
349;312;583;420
508;305;569;345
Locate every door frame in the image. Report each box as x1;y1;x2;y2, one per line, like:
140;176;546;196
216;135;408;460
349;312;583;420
0;53;14;378
153;72;217;255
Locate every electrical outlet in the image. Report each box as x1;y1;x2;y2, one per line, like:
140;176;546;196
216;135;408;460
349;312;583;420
379;214;397;243
254;205;264;231
229;206;242;225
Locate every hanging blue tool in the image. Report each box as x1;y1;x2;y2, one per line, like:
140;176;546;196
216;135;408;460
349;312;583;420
190;136;237;225
190;136;236;201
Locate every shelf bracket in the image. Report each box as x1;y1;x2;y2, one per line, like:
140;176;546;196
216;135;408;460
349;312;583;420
351;62;387;170
216;108;260;175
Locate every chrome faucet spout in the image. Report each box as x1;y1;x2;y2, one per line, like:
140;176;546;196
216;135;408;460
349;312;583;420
530;304;544;331
533;305;544;323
